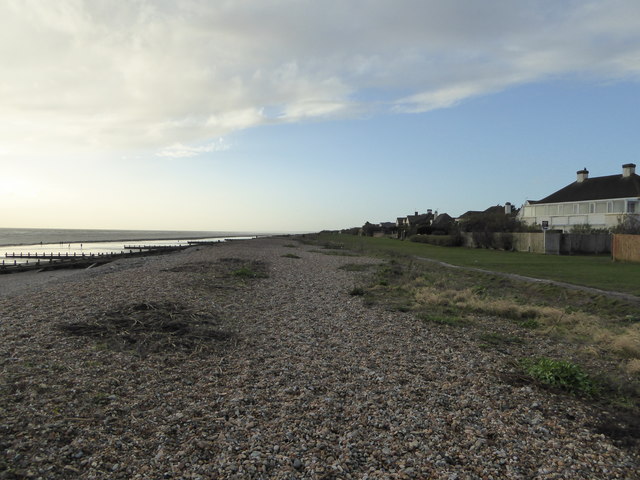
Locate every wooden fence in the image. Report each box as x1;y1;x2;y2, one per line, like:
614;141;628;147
612;234;640;263
460;232;612;255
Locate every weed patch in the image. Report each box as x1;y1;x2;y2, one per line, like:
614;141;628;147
349;287;366;296
519;357;600;397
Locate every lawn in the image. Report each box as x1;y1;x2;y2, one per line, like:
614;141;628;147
313;233;640;296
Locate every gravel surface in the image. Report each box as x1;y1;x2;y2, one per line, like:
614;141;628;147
1;237;638;479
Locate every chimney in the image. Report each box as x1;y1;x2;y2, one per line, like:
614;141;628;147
505;202;512;214
414;211;418;216
576;168;589;183
623;163;636;177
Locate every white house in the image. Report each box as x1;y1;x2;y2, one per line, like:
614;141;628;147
519;163;640;232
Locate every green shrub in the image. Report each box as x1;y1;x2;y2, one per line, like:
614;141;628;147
409;235;460;247
232;267;268;279
520;357;600;396
498;232;514;251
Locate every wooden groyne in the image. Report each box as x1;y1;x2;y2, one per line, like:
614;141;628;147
5;252;118;260
0;244;193;274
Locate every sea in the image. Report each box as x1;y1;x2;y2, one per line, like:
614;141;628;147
0;228;261;266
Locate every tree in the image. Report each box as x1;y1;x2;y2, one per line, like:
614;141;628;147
612;214;640;234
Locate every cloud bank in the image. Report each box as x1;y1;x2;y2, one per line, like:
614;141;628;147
2;0;640;157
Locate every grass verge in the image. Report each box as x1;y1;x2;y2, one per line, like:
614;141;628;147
311;233;640;296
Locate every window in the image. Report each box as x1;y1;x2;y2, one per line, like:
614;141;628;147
629;201;637;214
589;203;596;214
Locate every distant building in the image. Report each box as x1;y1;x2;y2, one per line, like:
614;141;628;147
430;213;454;233
396;210;435;238
457;205;507;222
519;164;640;232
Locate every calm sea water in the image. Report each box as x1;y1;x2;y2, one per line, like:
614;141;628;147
0;228;253;247
0;228;260;265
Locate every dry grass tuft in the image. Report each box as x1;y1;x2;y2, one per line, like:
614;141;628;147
414;286;640;360
625;358;640;375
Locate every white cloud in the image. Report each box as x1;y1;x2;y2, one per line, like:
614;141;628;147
1;0;640;157
156;138;230;158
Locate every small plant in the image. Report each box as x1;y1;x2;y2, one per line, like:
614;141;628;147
520;357;600;396
519;319;540;329
232;266;268;279
349;287;366;296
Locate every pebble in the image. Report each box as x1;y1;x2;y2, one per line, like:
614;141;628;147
0;238;637;479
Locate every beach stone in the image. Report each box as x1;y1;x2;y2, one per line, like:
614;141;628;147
0;237;637;479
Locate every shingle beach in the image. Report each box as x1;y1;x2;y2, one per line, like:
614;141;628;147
1;237;638;479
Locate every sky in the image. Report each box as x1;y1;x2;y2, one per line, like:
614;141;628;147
1;0;640;233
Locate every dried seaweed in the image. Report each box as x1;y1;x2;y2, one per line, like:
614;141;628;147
58;302;231;356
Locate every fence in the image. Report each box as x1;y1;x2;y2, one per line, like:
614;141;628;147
612;234;640;263
460;232;612;255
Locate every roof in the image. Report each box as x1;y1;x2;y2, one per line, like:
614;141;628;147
458;205;506;220
379;222;396;229
531;173;640;204
431;213;453;228
457;210;481;220
406;213;433;225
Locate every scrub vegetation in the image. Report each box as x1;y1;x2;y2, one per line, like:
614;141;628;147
303;233;640;407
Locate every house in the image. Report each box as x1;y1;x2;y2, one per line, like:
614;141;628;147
518;164;640;232
456;204;517;232
378;222;398;235
396;210;435;238
430;213;454;233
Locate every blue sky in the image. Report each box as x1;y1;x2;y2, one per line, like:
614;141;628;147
2;1;640;232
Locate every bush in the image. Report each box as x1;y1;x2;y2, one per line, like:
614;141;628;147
498;232;514;251
409;234;461;247
472;230;495;249
520;357;600;396
612;215;640;234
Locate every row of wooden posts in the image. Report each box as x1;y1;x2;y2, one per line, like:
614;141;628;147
1;244;193;269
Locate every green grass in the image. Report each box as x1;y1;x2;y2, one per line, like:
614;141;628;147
313;233;640;296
